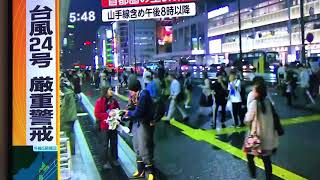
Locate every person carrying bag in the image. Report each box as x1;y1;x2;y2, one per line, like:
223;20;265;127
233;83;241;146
243;102;262;156
243;83;280;180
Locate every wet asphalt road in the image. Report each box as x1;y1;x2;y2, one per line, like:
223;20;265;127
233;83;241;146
81;78;320;180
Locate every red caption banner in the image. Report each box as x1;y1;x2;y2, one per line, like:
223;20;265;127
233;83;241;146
102;0;195;9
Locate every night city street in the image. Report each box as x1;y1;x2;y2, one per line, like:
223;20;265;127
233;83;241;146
55;0;320;179
71;78;320;180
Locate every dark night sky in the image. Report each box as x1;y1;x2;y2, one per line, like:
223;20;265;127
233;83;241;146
64;0;236;67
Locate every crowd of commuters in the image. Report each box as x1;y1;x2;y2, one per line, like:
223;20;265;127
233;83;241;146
277;62;319;106
59;59;319;180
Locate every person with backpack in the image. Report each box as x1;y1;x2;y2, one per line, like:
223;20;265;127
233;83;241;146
212;72;228;129
164;71;189;122
228;71;245;127
124;79;155;180
183;72;192;109
243;83;282;180
94;85;121;169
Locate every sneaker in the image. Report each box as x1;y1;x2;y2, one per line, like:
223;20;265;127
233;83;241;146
128;132;133;137
132;170;144;178
210;124;216;129
239;124;245;127
103;162;112;169
112;160;120;166
221;124;226;128
185;105;191;109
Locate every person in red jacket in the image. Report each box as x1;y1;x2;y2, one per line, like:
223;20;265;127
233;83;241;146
94;84;120;169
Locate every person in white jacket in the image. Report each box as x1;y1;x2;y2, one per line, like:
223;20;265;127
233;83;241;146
165;72;189;122
143;68;152;88
244;83;279;180
298;65;315;104
228;72;245;127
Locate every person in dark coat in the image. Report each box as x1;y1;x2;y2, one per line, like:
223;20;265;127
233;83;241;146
212;72;228;129
94;70;100;90
125;78;155;180
60;79;77;155
72;70;82;96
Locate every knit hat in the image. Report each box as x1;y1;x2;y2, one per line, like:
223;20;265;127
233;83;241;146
128;75;141;92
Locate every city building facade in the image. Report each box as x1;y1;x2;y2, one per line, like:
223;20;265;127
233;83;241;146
153;1;209;65
207;0;320;64
112;20;157;66
96;26;114;69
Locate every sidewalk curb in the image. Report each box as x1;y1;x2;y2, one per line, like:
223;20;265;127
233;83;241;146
79;92;137;178
74;120;101;180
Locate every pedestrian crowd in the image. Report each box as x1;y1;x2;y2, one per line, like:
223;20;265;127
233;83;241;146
59;60;320;180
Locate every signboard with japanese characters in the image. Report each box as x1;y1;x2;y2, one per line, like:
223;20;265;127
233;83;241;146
13;0;59;149
102;2;196;22
26;0;57;145
25;0;57;146
102;0;194;9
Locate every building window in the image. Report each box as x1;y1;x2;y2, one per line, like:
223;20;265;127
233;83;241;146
184;27;190;50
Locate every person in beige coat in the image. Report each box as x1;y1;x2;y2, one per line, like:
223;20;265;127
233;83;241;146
244;83;279;180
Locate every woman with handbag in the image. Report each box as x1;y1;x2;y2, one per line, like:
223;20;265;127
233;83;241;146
243;83;279;180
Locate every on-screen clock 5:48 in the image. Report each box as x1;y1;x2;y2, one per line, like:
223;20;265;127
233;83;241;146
69;11;96;23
